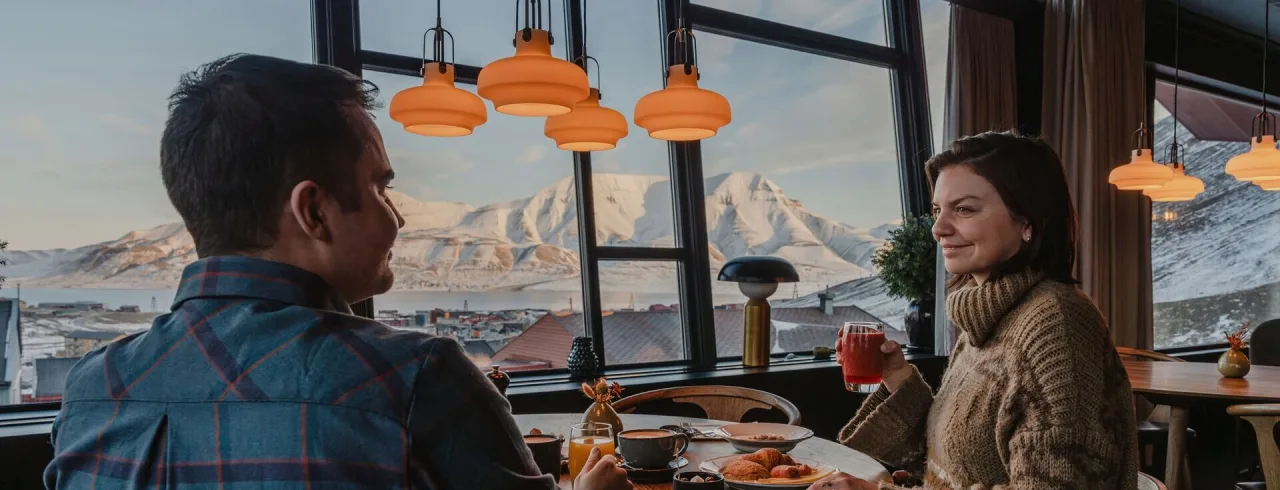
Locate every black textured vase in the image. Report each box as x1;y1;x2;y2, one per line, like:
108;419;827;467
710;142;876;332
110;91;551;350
486;366;510;395
567;337;599;379
904;299;935;350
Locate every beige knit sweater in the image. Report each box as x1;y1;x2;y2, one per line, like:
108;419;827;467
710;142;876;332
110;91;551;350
839;270;1138;489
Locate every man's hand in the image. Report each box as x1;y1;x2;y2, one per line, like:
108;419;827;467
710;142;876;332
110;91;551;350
573;447;633;490
807;472;879;490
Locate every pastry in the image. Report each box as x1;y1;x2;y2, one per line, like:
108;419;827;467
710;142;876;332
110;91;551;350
721;460;770;481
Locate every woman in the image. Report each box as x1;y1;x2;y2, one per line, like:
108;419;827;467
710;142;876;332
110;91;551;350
812;132;1138;490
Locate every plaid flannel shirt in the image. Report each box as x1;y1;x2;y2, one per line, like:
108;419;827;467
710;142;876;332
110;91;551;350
45;256;558;489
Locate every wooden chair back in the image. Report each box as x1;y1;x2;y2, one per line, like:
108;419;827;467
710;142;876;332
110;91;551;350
612;386;802;425
1227;404;1280;490
1251;319;1280;367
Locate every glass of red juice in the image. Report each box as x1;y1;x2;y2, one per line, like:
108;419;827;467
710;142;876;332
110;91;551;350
837;321;886;393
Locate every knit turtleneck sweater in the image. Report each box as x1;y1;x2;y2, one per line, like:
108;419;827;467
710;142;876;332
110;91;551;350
838;270;1138;489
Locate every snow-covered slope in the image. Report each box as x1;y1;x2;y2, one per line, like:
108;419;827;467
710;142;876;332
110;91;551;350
5;173;894;292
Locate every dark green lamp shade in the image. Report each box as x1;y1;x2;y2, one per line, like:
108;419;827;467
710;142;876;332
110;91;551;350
717;256;800;283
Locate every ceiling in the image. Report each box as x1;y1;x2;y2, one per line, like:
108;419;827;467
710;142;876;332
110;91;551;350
1178;0;1280;41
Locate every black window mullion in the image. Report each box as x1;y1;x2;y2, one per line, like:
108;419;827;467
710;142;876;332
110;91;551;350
362;50;483;83
688;3;901;68
660;0;718;370
885;0;933;217
595;247;681;261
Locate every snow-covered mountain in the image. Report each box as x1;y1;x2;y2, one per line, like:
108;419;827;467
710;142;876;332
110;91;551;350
4;173;893;292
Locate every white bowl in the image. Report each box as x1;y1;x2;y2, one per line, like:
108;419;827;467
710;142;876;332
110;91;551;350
716;422;814;453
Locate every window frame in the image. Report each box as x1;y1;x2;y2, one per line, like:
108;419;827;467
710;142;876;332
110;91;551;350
326;0;935;379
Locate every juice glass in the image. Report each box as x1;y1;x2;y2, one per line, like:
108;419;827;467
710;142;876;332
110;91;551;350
568;422;615;481
837;321;886;393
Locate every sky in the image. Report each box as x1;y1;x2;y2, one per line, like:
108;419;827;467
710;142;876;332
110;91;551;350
0;0;950;250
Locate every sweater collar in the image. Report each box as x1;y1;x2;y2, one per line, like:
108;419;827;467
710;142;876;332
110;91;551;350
946;269;1046;346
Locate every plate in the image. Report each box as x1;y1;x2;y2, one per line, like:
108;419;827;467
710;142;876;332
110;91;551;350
699;454;836;490
619;457;689;484
716;422;814;454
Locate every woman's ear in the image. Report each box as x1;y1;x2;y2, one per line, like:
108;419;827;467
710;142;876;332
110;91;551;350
1022;223;1033;243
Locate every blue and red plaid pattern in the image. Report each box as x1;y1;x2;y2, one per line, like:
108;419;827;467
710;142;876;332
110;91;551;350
46;256;558;489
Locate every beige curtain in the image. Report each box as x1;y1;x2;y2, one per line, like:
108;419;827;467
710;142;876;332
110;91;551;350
934;5;1019;355
1040;0;1153;349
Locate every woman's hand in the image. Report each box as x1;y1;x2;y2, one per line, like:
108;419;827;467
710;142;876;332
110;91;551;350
807;472;879;490
880;340;913;393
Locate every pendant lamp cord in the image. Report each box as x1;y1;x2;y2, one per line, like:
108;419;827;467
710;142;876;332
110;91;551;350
422;0;455;74
514;0;552;44
1170;0;1182;168
668;0;699;75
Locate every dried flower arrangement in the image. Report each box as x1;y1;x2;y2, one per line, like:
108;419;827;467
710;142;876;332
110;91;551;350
581;377;624;404
1227;321;1251;350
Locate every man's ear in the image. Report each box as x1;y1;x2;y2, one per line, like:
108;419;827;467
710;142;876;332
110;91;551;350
289;181;331;241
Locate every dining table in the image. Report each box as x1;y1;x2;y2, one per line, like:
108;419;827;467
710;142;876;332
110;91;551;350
513;413;890;490
1123;358;1280;490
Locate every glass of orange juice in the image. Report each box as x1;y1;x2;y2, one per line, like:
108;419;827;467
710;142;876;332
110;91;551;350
568;422;615;481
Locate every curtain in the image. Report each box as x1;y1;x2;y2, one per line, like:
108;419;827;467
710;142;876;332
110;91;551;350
1040;0;1153;350
933;4;1020;355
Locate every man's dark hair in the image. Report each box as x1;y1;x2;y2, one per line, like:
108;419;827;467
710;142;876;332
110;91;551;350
161;53;380;257
925;130;1080;287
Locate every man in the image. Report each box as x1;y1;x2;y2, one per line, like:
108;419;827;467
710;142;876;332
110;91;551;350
45;54;630;490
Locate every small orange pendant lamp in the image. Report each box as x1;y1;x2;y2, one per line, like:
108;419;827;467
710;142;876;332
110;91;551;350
1226;1;1280;183
1143;163;1204;202
634;26;731;141
543;2;627;152
477;0;589;117
389;2;487;137
1108;142;1173;190
1257;178;1280;191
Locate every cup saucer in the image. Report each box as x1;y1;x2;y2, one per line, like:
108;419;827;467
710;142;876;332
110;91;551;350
619;457;689;483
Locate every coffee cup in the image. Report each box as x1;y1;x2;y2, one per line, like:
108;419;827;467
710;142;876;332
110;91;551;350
523;434;564;477
617;428;689;470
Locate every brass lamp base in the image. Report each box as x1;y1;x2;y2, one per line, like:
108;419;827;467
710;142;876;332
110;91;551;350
743;297;771;367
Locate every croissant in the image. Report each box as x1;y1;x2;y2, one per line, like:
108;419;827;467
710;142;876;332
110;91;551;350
721;460;770;481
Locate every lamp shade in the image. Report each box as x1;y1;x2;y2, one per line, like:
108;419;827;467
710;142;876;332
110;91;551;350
476;29;589;117
1258;178;1280;191
1107;149;1174;190
717;256;800;284
633;65;731;141
1225;134;1280;182
544;88;628;151
1142;166;1204;202
389;63;488;137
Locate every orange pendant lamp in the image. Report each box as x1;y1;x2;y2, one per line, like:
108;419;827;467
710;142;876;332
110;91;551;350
1226;1;1280;183
545;86;628;151
1258;178;1280;190
389;2;487;137
1108;126;1172;190
1143;163;1204;202
634;27;731;141
477;0;589;117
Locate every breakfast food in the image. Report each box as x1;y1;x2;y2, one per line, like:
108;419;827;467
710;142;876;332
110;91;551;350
744;433;786;441
680;474;721;483
722;448;815;482
721;460;771;481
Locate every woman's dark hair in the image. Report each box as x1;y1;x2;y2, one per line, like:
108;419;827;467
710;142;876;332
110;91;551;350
925;130;1079;286
160;53;381;257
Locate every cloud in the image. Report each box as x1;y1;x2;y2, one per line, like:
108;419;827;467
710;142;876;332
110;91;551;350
513;144;549;165
8;114;51;142
98;113;159;136
386;147;476;181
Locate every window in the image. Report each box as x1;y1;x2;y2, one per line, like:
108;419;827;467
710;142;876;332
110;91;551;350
693;0;887;46
692;33;909;356
919;0;950;150
1149;80;1279;349
0;1;312;405
364;71;585;372
360;0;567;68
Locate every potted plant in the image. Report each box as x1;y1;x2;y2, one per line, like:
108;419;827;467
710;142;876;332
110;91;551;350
871;215;937;350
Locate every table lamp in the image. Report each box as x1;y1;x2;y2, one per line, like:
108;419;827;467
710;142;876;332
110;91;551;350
718;256;800;367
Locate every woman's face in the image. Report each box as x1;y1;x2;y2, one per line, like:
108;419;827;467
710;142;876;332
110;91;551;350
931;165;1030;284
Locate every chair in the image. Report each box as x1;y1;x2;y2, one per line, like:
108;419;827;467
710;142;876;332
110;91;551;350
1252;319;1280;367
1139;471;1169;490
1229;404;1280;490
611;386;802;425
1117;347;1195;487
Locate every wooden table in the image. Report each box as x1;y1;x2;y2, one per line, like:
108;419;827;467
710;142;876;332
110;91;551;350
514;413;889;490
1124;359;1280;490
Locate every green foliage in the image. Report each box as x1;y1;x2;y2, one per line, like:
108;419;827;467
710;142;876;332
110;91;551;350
872;215;936;303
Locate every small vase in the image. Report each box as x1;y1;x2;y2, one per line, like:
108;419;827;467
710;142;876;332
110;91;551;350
904;299;935;350
582;400;624;441
486;365;510;395
1218;347;1251;378
567;337;599;379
